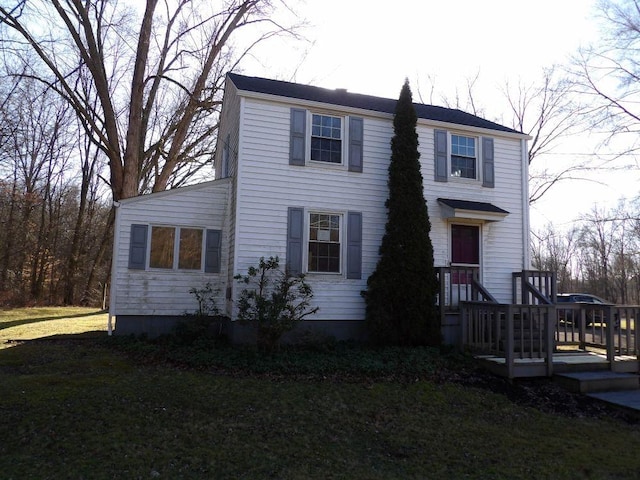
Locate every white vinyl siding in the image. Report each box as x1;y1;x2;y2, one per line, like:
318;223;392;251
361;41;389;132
113;179;231;316
234;96;525;314
424;133;525;302
234;99;390;319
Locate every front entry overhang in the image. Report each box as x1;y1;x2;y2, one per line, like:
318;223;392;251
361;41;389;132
437;198;509;222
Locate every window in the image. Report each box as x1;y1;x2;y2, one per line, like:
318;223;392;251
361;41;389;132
310;114;342;164
451;134;476;179
308;213;341;273
290;109;363;171
149;226;203;270
128;225;221;272
451;224;480;265
149;226;175;269
178;228;203;269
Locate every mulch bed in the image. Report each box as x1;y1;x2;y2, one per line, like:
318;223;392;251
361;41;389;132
437;365;640;424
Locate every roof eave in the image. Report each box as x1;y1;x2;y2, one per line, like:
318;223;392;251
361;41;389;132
232;86;531;140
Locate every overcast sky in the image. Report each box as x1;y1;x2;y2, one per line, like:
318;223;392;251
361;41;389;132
240;0;635;229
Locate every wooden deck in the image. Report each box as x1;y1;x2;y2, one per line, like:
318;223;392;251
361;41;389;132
437;268;640;378
461;302;640;378
476;350;639;379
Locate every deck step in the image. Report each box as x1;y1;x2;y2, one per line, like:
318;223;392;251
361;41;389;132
554;371;640;394
587;390;640;414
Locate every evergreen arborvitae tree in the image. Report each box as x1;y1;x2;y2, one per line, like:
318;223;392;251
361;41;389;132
364;79;440;346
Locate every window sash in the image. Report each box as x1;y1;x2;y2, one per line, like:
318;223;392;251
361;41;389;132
149;226;175;269
178;228;203;270
308;213;341;273
310;114;343;164
450;134;477;179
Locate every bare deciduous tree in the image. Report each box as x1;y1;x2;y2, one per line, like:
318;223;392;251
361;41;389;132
416;68;591;204
502;67;595;203
570;0;640;162
531;223;579;293
0;0;300;200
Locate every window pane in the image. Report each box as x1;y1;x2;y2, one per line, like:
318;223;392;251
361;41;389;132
179;228;203;270
451;225;479;265
311;114;342;163
451;155;476;179
451;134;477;179
308;213;341;273
150;227;175;268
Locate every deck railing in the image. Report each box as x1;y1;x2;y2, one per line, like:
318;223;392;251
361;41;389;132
555;304;640;360
462;301;640;377
462;302;556;378
512;270;556;305
437;266;496;311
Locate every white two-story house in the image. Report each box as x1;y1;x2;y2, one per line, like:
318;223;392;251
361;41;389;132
109;73;531;343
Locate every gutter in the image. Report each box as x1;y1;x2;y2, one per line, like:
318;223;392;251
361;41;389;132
107;200;121;336
521;138;531;269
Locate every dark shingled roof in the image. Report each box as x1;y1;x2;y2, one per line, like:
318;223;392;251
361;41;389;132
437;198;510;214
228;73;522;135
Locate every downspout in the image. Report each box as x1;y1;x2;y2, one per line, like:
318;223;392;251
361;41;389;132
108;200;121;336
521;138;531;269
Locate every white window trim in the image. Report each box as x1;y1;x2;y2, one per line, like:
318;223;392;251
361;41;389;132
303;209;345;276
306;111;349;169
147;225;206;272
449;132;480;183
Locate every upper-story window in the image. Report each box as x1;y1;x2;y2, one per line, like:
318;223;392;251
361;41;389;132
311;114;343;164
434;130;494;188
289;108;363;172
450;134;476;179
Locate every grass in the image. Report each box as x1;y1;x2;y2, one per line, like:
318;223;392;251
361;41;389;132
1;308;640;479
0;306;108;348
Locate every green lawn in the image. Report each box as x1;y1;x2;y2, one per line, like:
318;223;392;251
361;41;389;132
1;307;639;479
0;306;107;348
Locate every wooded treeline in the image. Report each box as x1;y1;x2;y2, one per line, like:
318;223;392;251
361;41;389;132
0;0;298;306
532;200;640;304
0;79;112;306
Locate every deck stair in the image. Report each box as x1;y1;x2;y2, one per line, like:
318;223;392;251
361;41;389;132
554;370;639;394
554;367;640;416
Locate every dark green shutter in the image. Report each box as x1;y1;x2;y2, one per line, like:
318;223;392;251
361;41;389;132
128;224;148;270
287;207;304;275
434;129;448;182
205;229;222;273
482;137;495;188
289;108;306;166
348;117;363;172
346;212;362;279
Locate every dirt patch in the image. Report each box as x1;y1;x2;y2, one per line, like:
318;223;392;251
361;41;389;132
435;365;639;424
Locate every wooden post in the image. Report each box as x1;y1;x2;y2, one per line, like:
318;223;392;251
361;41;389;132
506;305;514;379
606;305;615;367
546;306;555;377
635;307;640;359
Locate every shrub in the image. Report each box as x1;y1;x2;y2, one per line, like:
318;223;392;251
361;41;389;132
235;256;318;352
171;283;227;346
